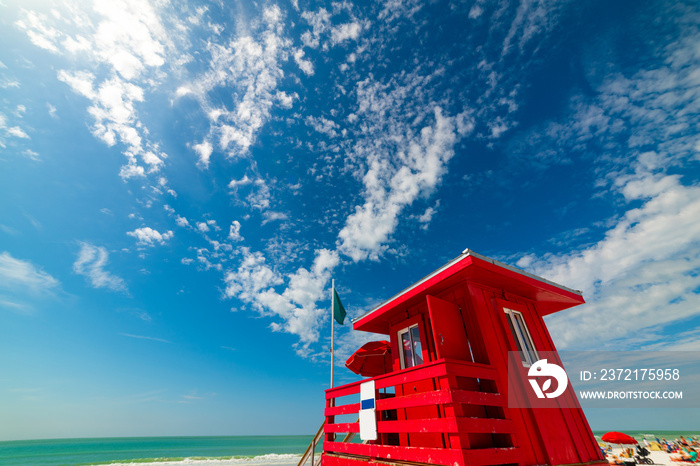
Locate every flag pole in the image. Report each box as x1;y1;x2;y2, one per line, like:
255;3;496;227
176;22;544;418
330;278;335;389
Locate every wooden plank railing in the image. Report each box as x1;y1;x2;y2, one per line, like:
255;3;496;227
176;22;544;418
322;358;521;466
298;420;325;466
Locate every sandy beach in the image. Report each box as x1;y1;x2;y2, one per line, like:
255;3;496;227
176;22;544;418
607;447;694;466
97;448;689;466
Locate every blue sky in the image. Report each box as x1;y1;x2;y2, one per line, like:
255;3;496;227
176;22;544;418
1;0;699;441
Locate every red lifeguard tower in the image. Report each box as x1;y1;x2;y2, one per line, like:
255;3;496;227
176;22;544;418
312;249;606;466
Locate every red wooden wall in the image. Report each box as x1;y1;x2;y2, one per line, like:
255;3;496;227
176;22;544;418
379;278;602;465
323;256;605;466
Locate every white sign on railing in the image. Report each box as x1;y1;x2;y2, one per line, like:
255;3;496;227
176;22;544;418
359;380;377;441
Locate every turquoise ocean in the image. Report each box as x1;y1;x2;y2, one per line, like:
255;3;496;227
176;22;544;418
0;435;317;466
2;431;700;466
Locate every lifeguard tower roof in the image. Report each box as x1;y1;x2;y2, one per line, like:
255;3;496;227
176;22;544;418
352;248;584;335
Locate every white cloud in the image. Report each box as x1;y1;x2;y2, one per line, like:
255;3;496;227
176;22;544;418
205;174;267;213
246;179;272;210
57;70;96;99
224;249;283;304
262;211;288;224
306;115;339;137
58;73;168;178
23;150;40;161
416;205;437;229
300;7;366;51
1;114;31;145
515;18;700;351
0;252;59;293
330;22;362;45
455;110;476;136
18;0;186;184
7;126;30;139
378;0;422;22
501;0;563;57
15;10;62;53
228;175;254;189
127;227;174;246
293;48;314;76
276;91;295;109
178;6;292;158
224;248;339;351
175;215;190;228
523;173;700;291
119;163;146;179
338;104;458;261
73;242;127;293
78;0;170;80
522;169;700;350
300;8;330;49
193;140;213;168
469;4;484;19
454;3;574;141
195;247;224;271
228;221;243;242
328;70;464;262
216;67;464;349
0;79;20;90
0;225;19;235
120;333;171;343
196;221;216;233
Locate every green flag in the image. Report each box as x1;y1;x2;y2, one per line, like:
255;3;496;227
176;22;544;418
333;288;346;325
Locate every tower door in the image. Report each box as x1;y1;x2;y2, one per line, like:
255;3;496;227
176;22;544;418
426;295;471;361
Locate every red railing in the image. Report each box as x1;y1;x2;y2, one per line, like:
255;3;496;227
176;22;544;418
323;359;522;466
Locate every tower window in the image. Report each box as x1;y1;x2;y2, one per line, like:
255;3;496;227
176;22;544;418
504;308;539;366
397;324;423;368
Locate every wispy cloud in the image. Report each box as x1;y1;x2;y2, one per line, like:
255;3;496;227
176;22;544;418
0;299;32;314
11;0;693;363
0;252;59;293
514;5;700;351
528;174;700;349
15;0;189;183
0;224;19;236
73;242;128;293
224;248;339;353
299;5;367;51
0;252;59;314
336;68;466;261
218;19;470;352
120;333;171;344
177;5;294;165
178;390;215;403
224;0;700;357
0;111;31;149
500;0;566;57
306;115;340;138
